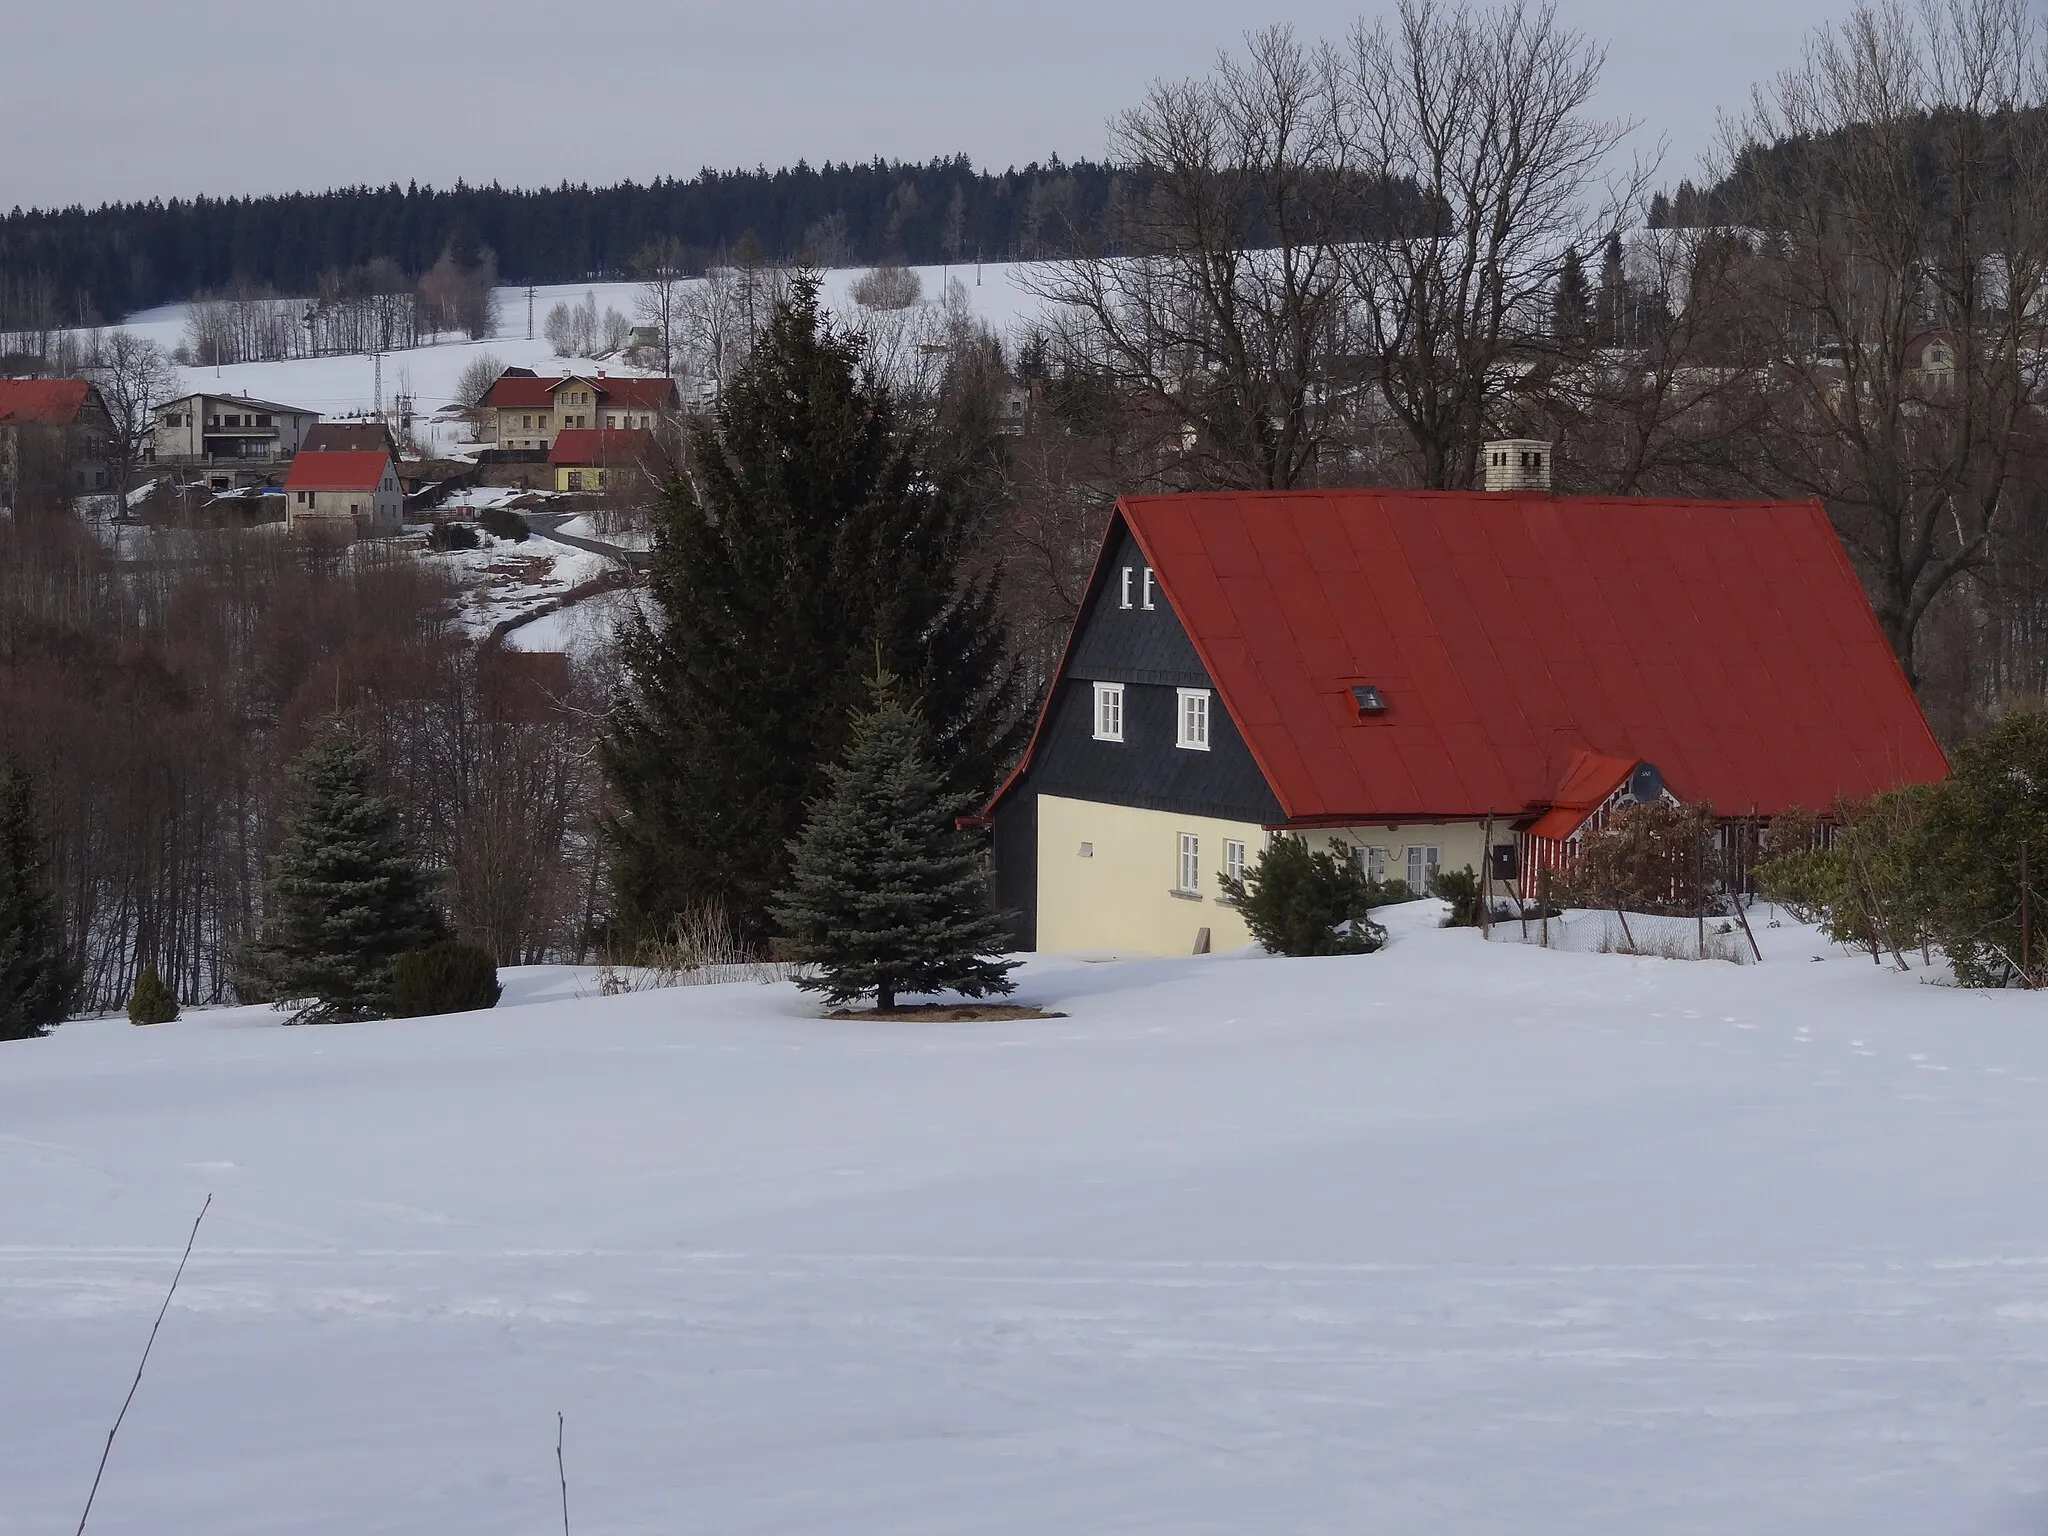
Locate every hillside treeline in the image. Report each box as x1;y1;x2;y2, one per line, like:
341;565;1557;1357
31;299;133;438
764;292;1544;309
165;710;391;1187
0;158;1125;325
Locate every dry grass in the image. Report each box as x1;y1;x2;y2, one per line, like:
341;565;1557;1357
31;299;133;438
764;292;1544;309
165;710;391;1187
592;902;791;995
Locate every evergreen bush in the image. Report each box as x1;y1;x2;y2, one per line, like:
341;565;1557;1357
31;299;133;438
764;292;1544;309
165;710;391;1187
478;507;529;541
390;939;502;1017
429;520;480;550
771;688;1016;1012
0;760;75;1040
240;725;447;1022
126;963;179;1025
1219;834;1388;956
1429;864;1483;926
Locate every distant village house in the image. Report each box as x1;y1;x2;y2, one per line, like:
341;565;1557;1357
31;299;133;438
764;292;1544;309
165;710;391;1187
282;450;402;537
480;372;678;452
0;378;114;508
548;427;653;492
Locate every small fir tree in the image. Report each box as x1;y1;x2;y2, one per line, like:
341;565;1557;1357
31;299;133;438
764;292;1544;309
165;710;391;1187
771;690;1016;1012
1219;834;1388;956
0;760;74;1040
242;725;446;1022
126;963;180;1025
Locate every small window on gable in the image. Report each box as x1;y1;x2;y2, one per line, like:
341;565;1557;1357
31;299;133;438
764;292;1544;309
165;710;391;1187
1176;688;1210;751
1141;568;1157;610
1119;566;1133;609
1092;682;1124;742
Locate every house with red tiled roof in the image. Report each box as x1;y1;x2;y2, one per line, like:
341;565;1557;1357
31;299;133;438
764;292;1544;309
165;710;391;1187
0;378;114;507
982;446;1948;956
283;450;401;537
481;371;678;452
548;427;653;492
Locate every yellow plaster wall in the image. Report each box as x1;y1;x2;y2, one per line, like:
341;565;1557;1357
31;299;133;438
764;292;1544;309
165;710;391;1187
1033;796;1514;956
1035;795;1265;956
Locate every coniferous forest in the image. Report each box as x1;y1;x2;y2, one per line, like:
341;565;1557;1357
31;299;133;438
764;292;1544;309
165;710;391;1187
1;158;1126;324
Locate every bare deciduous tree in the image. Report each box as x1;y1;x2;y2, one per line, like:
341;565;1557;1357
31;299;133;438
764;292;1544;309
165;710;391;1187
632;238;691;376
1712;0;2048;686
1344;0;1647;488
1021;26;1361;490
86;329;178;503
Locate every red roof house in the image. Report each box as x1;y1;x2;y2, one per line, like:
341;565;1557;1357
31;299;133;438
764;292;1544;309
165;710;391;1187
282;451;401;536
0;378;101;425
984;486;1947;954
0;379;116;502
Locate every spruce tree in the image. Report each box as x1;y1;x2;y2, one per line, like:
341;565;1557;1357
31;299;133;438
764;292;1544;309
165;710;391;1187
771;689;1016;1012
0;760;74;1041
242;725;445;1023
604;275;1021;944
126;963;179;1026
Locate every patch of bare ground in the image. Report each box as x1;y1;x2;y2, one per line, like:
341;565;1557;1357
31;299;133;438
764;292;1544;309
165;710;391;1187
824;1004;1065;1022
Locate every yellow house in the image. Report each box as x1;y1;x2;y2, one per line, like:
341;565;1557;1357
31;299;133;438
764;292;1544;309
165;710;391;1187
980;470;1947;958
480;371;678;452
548;427;652;493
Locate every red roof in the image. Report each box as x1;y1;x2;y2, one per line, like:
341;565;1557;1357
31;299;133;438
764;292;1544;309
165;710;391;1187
549;428;653;467
550;375;677;410
483;374;679;412
0;378;94;425
283;451;389;492
482;374;560;410
995;490;1947;826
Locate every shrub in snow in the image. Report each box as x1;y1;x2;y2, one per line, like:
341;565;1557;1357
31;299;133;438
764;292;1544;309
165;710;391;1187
429;521;480;551
0;760;75;1040
126;963;179;1026
390;940;502;1017
1429;865;1482;927
1761;710;2048;985
1556;799;1719;916
771;687;1016;1013
852;264;922;311
478;507;528;542
239;725;446;1023
1220;834;1388;956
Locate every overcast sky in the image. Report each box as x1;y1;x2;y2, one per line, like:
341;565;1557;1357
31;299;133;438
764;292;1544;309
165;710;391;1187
4;0;1847;213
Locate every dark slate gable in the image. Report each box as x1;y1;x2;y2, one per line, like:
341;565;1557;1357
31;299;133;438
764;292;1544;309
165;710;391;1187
990;519;1282;949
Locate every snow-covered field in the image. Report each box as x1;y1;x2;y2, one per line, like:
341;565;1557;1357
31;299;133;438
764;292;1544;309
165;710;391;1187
6;906;2048;1534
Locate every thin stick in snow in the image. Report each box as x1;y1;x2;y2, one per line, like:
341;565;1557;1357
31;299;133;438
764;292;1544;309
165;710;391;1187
76;1192;211;1536
557;1411;570;1536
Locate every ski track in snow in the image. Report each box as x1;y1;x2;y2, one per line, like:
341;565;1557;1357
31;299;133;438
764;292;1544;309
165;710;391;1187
6;912;2048;1533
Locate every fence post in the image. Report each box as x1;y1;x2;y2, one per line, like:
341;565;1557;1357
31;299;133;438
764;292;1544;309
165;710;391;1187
2024;841;2033;988
1539;865;1550;949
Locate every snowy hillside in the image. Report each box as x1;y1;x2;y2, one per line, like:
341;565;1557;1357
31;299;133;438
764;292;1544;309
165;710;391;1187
6;908;2048;1534
105;262;1052;459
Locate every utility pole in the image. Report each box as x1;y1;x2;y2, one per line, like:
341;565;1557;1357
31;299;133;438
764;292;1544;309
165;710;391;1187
372;349;383;421
527;285;537;341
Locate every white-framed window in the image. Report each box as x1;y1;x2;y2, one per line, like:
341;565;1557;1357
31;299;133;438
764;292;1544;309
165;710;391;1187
1406;844;1440;892
1141;568;1157;609
1176;688;1211;751
1177;832;1200;894
1092;681;1124;741
1119;566;1133;609
1361;845;1387;883
1224;838;1246;886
